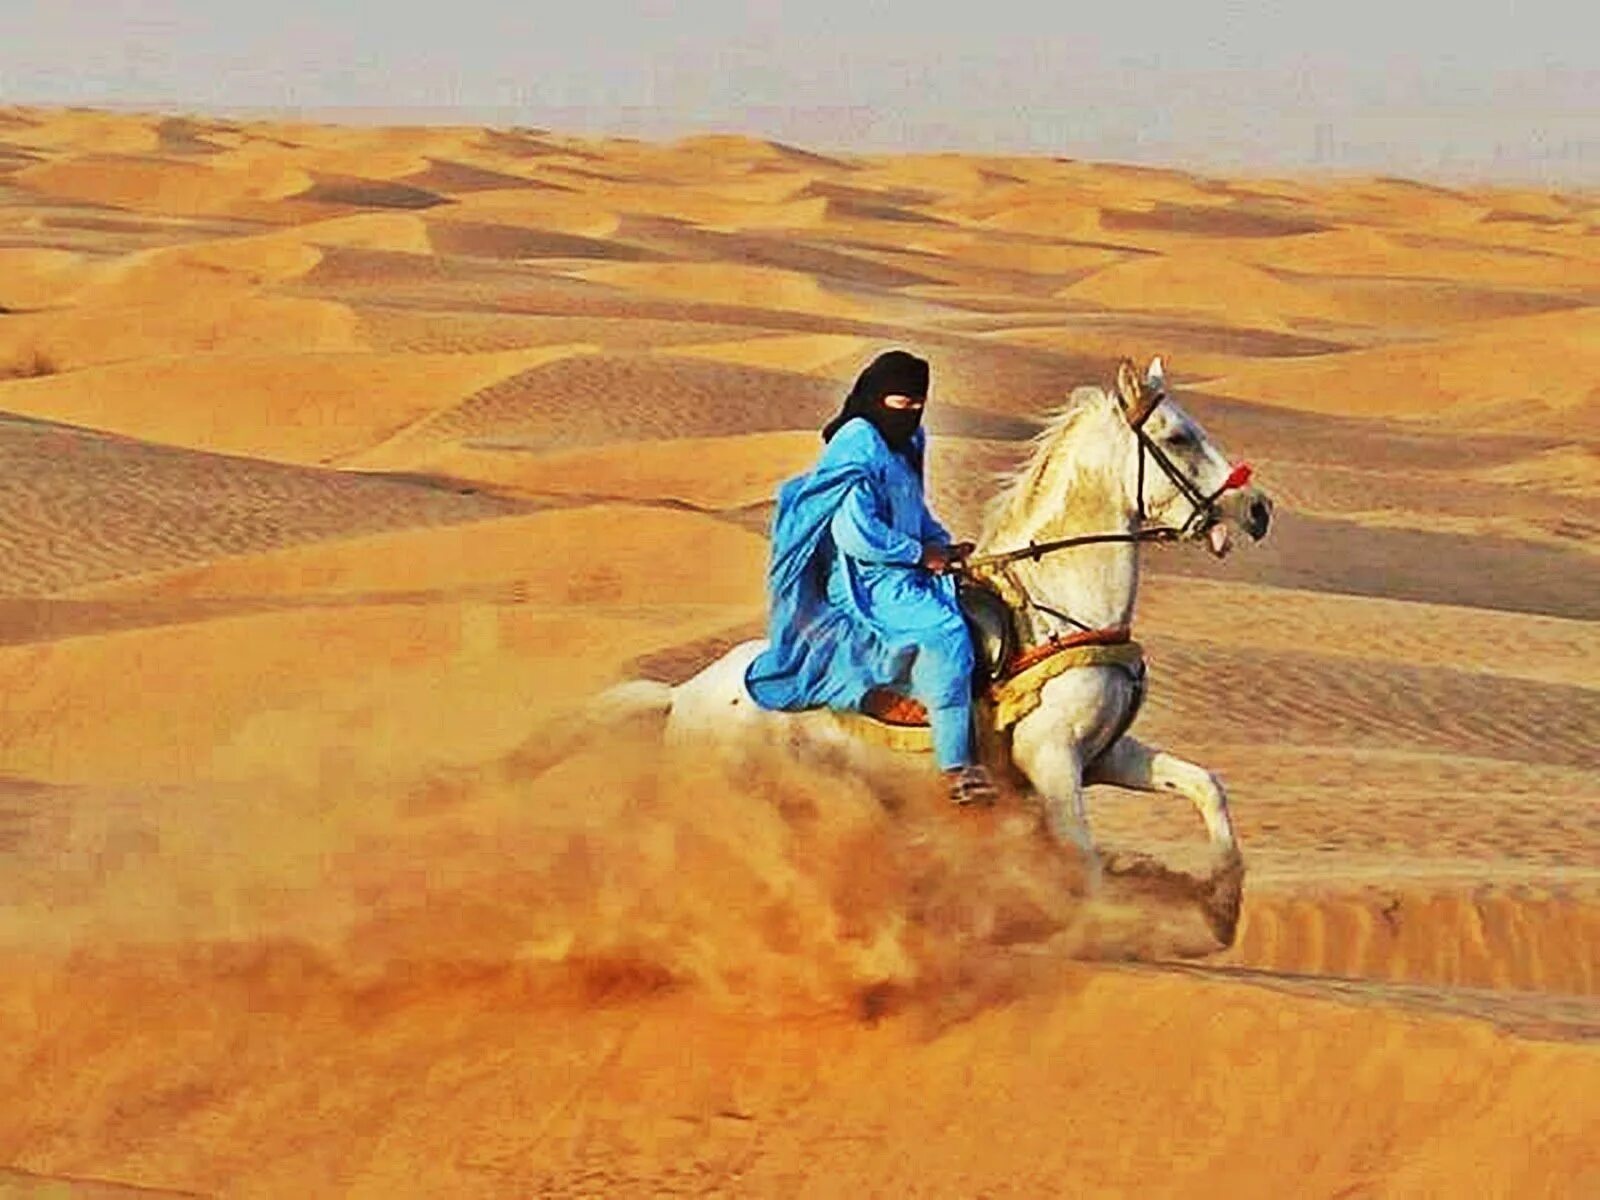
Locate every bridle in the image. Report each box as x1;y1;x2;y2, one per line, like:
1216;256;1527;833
954;379;1253;650
964;383;1253;572
1131;399;1254;538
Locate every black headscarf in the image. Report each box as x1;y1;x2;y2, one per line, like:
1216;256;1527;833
822;350;930;470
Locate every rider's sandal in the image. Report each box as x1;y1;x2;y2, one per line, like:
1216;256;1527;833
947;765;999;807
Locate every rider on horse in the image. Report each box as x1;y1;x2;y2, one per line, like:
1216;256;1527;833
745;350;999;806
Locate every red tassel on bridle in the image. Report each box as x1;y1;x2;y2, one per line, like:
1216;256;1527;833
1221;461;1253;492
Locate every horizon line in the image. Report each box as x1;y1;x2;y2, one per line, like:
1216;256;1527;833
7;99;1598;194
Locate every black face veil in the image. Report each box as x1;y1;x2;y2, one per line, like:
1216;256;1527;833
822;350;930;466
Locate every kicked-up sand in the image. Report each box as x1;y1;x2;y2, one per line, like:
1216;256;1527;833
0;105;1595;1197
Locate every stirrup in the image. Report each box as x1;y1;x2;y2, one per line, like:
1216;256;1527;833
947;765;998;808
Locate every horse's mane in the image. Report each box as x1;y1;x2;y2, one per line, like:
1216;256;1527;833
981;386;1116;542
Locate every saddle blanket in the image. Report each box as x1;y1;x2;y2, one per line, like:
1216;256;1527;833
827;640;1145;754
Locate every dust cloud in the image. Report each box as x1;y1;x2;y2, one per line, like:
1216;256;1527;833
1;710;1237;1028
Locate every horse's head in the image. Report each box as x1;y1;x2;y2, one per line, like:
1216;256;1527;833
1113;356;1272;557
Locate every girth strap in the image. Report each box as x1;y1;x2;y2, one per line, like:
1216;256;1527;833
1005;625;1131;677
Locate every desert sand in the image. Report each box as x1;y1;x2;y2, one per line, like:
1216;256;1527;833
0;105;1595;1197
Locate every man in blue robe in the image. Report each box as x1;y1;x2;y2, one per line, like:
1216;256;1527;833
745;350;997;806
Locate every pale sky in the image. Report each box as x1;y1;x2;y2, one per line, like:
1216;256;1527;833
2;1;1596;182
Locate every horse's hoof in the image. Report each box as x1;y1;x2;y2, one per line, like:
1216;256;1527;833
1046;816;1098;868
1080;853;1106;895
1101;849;1134;875
1200;852;1246;946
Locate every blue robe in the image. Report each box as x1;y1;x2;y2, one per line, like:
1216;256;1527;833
745;418;976;768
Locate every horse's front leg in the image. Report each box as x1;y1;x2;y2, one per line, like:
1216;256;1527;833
1009;720;1096;865
1085;735;1239;857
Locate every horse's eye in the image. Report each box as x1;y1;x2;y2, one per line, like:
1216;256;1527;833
1169;428;1197;448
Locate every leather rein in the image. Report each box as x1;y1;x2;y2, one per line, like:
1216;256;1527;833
959;391;1253;660
964;394;1252;572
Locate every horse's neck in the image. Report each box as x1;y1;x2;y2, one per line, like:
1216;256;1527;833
980;402;1141;636
1006;497;1141;636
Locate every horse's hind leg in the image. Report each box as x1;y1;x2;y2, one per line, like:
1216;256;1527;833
1009;722;1097;872
1085;735;1238;856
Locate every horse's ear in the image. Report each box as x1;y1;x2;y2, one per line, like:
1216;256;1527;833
1115;358;1143;412
1116;357;1160;427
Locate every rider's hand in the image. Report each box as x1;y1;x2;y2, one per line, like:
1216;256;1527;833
920;543;954;574
950;541;977;563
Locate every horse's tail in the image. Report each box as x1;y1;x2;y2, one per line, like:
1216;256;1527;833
508;678;674;779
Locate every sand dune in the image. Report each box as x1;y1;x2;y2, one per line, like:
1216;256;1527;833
652;331;873;374
1281;274;1585;338
386;431;820;510
1225;882;1600;994
1136;574;1600;690
0;415;519;597
1474;443;1600;495
0;107;162;154
2;948;1593;1197
1063;253;1346;330
1209;306;1600;425
0;729;1593;1194
0;292;361;369
0;248;94;310
15;152;312;217
1237;224;1598;289
0;601;740;787
438;187;625;238
349;351;839;463
988;318;1348;381
573;261;871;319
0;345;595;463
71;505;768;609
352;307;765;355
0;105;1595;1197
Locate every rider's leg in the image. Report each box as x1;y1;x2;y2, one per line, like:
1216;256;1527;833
927;703;972;770
906;619;996;805
906;615;975;770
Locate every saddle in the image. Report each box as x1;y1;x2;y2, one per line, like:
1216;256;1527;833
858;577;1141;734
859;578;1015;726
959;576;1019;686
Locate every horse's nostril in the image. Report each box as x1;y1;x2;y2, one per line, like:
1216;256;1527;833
1248;498;1271;538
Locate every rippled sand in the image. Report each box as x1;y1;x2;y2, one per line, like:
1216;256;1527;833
0;105;1595;1197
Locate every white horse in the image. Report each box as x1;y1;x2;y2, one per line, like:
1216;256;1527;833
615;357;1272;869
